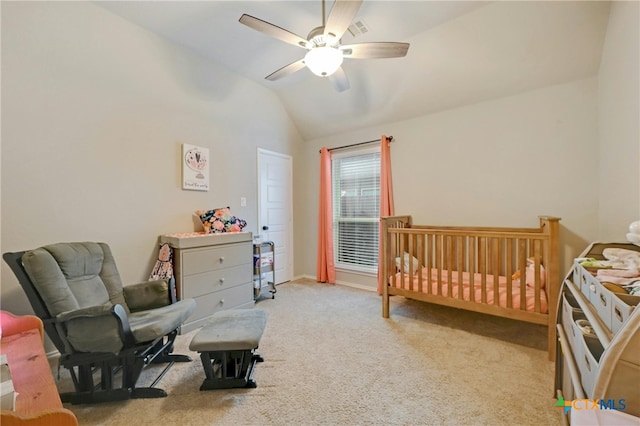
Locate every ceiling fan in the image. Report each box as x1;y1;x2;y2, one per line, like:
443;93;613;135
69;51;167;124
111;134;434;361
239;0;410;92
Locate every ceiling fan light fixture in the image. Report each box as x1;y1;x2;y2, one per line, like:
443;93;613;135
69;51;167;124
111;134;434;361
304;46;343;77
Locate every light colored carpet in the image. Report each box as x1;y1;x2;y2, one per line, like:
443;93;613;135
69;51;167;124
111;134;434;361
58;279;562;425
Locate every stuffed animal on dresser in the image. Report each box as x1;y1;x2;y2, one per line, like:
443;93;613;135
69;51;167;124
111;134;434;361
149;243;174;280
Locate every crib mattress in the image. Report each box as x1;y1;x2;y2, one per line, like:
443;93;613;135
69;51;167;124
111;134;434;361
392;268;548;314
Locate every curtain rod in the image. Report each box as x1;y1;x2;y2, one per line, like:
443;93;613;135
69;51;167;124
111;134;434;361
319;136;393;153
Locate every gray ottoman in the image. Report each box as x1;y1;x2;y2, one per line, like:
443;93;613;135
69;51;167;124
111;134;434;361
189;309;268;390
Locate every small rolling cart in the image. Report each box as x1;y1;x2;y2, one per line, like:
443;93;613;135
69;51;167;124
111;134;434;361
253;241;276;300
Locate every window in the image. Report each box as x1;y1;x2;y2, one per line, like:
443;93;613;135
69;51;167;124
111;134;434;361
331;147;380;273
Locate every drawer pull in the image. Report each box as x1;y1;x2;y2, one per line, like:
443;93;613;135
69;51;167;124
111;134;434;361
614;306;623;322
219;299;225;305
599;293;607;307
219;256;225;263
219;278;225;284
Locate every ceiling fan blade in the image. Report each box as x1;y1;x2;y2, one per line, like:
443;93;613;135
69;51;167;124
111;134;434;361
340;42;410;59
328;67;350;92
265;58;307;81
239;14;309;49
324;0;363;40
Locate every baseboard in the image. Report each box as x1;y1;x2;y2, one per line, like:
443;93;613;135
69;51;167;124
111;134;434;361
294;274;376;293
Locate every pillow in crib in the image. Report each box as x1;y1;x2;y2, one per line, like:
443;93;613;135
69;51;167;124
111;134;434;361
512;258;546;289
196;207;247;234
395;252;421;274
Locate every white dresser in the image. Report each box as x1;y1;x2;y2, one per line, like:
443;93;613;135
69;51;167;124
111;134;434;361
160;232;254;333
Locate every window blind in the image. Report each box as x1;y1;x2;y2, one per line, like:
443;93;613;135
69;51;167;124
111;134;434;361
331;149;381;272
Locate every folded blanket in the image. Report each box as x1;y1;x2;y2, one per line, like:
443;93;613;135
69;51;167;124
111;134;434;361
602;248;640;269
596;269;640;278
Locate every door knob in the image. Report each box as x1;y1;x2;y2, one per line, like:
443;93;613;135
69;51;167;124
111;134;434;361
262;225;269;231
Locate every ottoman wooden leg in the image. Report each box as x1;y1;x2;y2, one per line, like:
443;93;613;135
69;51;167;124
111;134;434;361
198;349;262;390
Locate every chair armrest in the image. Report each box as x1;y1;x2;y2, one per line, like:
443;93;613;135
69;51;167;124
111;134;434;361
55;304;133;353
123;279;173;312
56;304;114;322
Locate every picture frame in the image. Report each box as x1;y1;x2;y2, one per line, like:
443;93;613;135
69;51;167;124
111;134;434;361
182;143;209;191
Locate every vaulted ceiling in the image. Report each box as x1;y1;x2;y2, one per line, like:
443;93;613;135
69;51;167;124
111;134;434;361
97;1;611;140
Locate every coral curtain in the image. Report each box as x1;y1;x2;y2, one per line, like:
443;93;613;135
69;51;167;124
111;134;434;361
317;147;336;284
377;135;395;294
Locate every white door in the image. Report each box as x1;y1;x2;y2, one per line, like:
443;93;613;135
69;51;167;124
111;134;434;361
257;149;293;284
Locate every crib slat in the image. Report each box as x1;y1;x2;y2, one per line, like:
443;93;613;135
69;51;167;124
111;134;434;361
417;234;424;293
408;233;415;292
479;237;487;304
519;238;527;311
492;237;500;307
457;236;464;301
436;234;443;296
426;233;433;295
446;235;453;298
534;240;542;313
506;238;514;309
469;236;476;303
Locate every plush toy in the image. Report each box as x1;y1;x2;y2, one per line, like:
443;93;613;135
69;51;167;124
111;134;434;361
626;220;640;246
149;243;174;280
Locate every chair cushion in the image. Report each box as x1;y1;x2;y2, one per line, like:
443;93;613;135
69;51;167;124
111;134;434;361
95;243;129;311
189;309;268;352
22;242;129;316
124;280;171;313
128;299;196;343
22;247;84;316
63;306;124;353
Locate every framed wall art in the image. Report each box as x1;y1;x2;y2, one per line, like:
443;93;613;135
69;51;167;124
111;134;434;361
182;143;209;191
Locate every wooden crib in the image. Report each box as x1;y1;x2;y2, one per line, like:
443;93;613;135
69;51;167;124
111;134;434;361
381;215;561;360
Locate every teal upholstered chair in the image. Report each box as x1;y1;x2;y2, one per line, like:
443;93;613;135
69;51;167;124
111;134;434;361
3;242;196;404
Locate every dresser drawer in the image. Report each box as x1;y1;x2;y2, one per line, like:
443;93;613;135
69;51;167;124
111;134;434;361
578;265;599;304
568;310;588;359
182;264;251;299
562;289;583;341
577;332;605;397
189;284;254;324
611;293;640;334
181;243;251;275
592;279;613;331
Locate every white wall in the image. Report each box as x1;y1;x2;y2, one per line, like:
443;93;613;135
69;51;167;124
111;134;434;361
297;2;640;291
597;0;640;239
298;78;601;289
1;2;303;320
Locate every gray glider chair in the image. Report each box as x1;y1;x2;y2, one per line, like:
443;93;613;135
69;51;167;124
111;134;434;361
3;242;196;404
